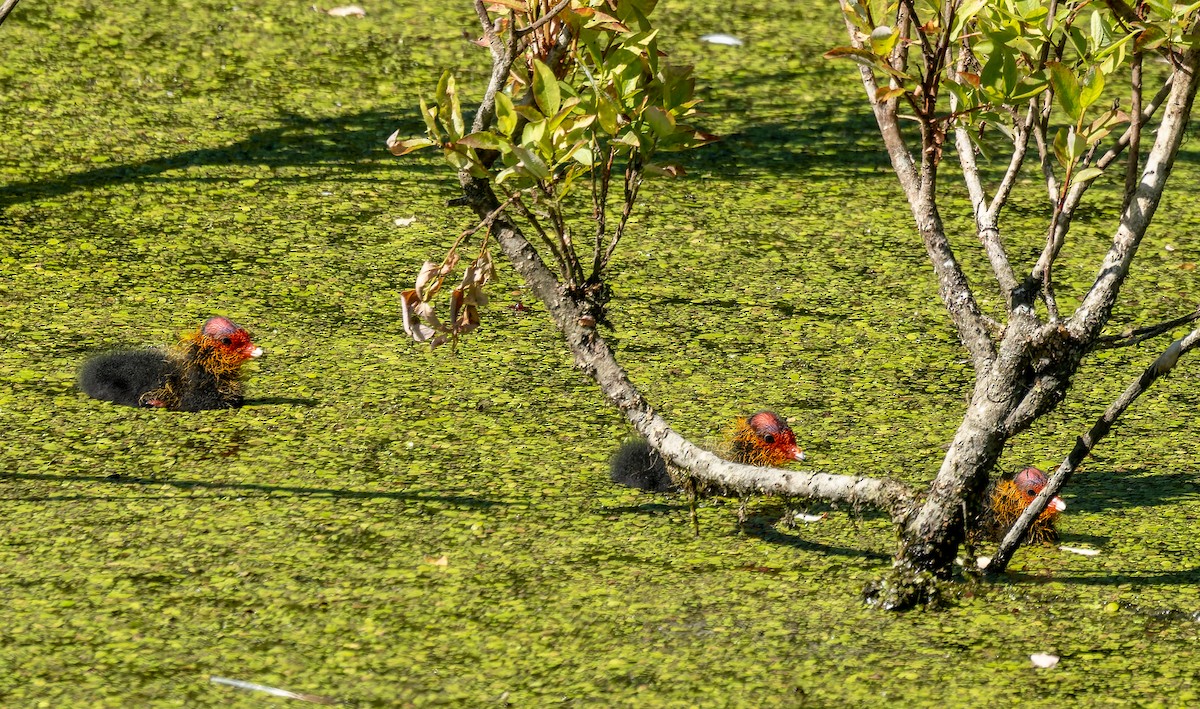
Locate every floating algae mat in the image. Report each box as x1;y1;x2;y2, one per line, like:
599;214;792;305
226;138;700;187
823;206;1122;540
1;0;1199;705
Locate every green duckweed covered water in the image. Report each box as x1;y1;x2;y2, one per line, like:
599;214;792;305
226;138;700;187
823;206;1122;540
1;0;1199;705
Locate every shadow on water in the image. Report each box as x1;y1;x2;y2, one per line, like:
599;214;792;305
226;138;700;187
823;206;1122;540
1068;467;1200;513
598;502;690;515
0;110;439;210
0;471;510;509
0;100;917;217
242;396;321;407
1001;566;1200;590
740;514;891;561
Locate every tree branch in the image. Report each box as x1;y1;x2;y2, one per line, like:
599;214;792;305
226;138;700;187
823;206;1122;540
469;1;517;135
589;145;617;281
953;128;1019;309
1027;74;1176;298
599;151;643;276
1069;51;1200;340
986;103;1037;217
842;0;996;368
840;2;919;203
0;0;20;28
987;325;1200;572
1123;51;1144;212
1030;112;1059;206
1094;307;1200;350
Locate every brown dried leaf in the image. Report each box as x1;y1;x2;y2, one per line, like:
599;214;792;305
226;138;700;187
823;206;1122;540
958;72;981;88
449;287;464;329
415;261;440;294
457;303;480;335
414;300;440;328
400;290;436;343
486;0;527;11
439;251;461;277
874;86;906;102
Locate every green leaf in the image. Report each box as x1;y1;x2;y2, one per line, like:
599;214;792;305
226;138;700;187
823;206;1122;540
1090;9;1113;48
1010;36;1039;56
531;58;561;117
980;47;1018;98
1068;26;1089;57
447;78;464;140
386;134;436;156
510;145;551;180
514;105;545;124
455;132;502;151
434;72;463;141
1072;166;1104;184
643;106;676;138
869;25;899;56
521;119;547;148
494;92;517;137
1052;126;1070;168
570;144;595;167
1136;25;1167;52
1079;66;1105;111
1083;108;1128;145
419;97;440;139
597;95;619;135
546;97;582;133
443;146;472;171
952;0;989;39
1009;76;1050;102
1094;32;1135;60
1046;61;1083;124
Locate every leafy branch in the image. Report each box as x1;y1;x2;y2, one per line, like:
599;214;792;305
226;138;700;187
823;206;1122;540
388;0;715;348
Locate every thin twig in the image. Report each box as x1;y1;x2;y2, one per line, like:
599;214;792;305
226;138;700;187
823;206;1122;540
600;150;643;274
1031;114;1059;205
1124;51;1144;211
589;144;617;281
514;0;572;38
502;186;571;281
1094;307;1200;349
535;181;583;286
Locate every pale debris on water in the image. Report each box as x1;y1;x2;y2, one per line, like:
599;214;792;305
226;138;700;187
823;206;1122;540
394;217;417;227
210;676;337;705
700;33;744;46
794;512;826;523
953;555;991;569
1030;653;1060;668
324;4;366;16
1060;545;1101;556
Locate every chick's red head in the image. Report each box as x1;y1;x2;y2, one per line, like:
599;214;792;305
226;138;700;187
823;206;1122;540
202;316;264;362
745;411;806;466
1014;466;1066;513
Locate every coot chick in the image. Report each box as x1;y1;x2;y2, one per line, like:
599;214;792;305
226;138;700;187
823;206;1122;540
610;411;805;492
986;466;1066;543
79;316;263;411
